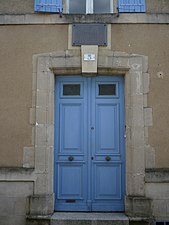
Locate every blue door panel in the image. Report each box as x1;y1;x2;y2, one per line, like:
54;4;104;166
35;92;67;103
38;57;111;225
97;105;116;150
54;76;125;211
94;164;122;199
91;76;124;211
96;103;120;153
55;76;88;211
57;164;84;199
60;104;83;152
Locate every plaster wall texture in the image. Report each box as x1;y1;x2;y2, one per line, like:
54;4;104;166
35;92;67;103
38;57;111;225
0;25;68;166
146;0;169;13
0;0;169;14
0;0;34;14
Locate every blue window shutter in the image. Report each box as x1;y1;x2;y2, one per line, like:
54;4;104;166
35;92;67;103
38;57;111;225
118;0;146;12
34;0;62;13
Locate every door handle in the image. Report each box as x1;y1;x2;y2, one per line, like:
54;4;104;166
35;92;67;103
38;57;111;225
105;156;111;161
68;156;74;161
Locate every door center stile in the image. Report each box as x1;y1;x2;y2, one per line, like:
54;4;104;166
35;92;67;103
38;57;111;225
87;77;92;211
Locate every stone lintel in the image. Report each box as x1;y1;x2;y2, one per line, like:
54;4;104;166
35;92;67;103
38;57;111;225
52;67;129;75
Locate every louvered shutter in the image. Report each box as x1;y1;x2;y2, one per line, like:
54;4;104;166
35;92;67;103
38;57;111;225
34;0;62;13
118;0;146;12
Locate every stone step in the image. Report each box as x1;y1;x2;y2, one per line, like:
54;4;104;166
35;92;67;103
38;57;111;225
51;213;129;225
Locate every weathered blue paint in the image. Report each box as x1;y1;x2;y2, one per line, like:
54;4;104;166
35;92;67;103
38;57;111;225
54;76;125;211
34;0;62;13
118;0;146;12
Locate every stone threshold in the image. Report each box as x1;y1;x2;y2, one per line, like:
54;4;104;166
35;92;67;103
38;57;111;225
27;213;129;225
27;212;129;220
129;216;154;222
51;212;129;220
27;213;155;225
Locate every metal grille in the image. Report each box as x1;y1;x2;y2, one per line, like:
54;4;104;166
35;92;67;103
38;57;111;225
72;24;107;46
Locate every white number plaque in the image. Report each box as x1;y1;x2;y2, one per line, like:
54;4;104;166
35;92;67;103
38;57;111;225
84;53;96;61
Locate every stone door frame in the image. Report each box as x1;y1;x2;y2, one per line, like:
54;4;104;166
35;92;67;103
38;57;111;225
28;49;152;215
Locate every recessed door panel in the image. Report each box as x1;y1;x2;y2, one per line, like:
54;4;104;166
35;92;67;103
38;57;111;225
60;104;83;152
57;164;84;199
96;104;119;153
94;164;122;200
54;76;125;212
98;105;116;150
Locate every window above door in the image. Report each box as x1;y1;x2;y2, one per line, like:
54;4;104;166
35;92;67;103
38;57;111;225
67;0;113;14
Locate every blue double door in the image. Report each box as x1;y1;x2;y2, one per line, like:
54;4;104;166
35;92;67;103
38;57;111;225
54;76;125;211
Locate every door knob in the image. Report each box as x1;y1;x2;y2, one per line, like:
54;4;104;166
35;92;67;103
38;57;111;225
68;156;74;161
105;156;111;161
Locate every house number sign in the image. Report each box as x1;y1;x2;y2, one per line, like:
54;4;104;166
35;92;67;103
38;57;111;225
84;53;96;61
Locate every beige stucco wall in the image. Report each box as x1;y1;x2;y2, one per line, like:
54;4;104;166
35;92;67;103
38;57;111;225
0;0;169;14
147;0;169;13
0;25;68;167
0;0;34;14
111;24;169;168
0;24;169;168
